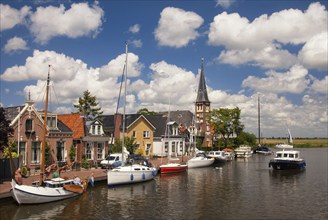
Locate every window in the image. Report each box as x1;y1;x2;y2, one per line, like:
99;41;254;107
146;144;151;155
180;142;183;152
86;143;93;160
97;143;104;159
91;125;95;135
143;131;150;138
56;141;64;162
165;142;168;153
26;119;33;131
132;131;137;138
289;154;294;158
97;126;101;135
18;142;26;165
47;116;56;128
172;142;176;152
31;141;40;164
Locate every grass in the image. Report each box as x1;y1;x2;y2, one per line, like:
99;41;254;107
260;138;328;148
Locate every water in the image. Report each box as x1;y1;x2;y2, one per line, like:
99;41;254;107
1;148;327;220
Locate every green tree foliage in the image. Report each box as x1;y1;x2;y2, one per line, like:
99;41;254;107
209;107;244;148
0;107;13;152
73;90;103;120
137;108;157;115
112;136;138;154
234;131;257;147
69;145;76;162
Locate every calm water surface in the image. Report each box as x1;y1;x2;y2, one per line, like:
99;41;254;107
1;148;327;220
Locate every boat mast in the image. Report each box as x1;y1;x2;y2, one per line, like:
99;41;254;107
258;95;261;146
122;42;128;163
40;65;51;185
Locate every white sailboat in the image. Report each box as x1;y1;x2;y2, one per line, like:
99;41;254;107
11;66;86;205
107;43;157;186
275;128;293;149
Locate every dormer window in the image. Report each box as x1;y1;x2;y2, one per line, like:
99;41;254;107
47;115;57;129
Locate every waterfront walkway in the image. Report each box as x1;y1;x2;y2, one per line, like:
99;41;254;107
0;156;190;200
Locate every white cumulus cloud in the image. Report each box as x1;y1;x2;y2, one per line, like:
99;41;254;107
29;2;104;44
208;2;328;69
242;65;310;94
154;7;204;48
4;37;29;53
0;4;30;31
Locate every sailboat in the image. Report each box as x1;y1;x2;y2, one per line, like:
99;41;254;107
275;128;293;149
159;112;187;174
11;66;86;205
107;43;157;186
254;95;272;155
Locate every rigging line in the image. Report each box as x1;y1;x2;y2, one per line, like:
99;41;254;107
108;63;126;153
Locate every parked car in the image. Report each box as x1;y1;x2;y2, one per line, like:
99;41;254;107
100;153;123;169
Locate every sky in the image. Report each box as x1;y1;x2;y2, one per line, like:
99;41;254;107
0;0;327;138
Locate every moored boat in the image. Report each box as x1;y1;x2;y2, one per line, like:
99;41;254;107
207;151;227;163
159;163;188;174
269;150;306;170
10;66;87;205
255;145;273;155
234;145;253;158
187;152;215;168
107;158;157;186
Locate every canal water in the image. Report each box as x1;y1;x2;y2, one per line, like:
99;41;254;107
1;148;327;220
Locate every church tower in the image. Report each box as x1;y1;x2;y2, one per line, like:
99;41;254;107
195;59;211;148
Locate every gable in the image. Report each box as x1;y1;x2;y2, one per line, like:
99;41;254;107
57;113;85;139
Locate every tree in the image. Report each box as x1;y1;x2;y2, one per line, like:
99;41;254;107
0;107;13;152
137;108;157;115
209;107;244;148
112;136;138;154
234;131;257;146
73;90;103;120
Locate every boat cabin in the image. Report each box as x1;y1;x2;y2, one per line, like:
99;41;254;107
275;150;300;160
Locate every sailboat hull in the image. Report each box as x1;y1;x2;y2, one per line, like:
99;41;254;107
159;163;188;174
107;164;157;186
11;179;79;205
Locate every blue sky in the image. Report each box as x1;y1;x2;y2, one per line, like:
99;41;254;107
1;0;327;138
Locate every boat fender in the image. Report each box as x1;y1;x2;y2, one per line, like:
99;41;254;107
152;170;156;176
130;173;134;181
142;173;145;180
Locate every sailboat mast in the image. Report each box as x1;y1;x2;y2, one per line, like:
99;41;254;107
40;65;50;185
122;42;128;162
258;95;261;145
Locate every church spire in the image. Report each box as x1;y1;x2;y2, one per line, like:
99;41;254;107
196;58;210;103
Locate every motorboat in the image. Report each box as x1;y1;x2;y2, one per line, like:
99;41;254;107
187;153;215;168
234;145;253;158
223;148;235;161
255;145;273;155
207;151;227;163
107;158;157;186
269;150;306;170
159;163;188;174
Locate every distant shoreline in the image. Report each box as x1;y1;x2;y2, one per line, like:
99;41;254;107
259;138;328;148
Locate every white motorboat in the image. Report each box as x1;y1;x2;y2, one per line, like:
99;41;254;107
235;145;253;158
187;153;215;168
207;151;227;163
